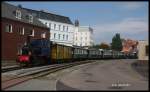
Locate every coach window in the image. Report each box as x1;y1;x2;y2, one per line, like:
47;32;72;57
145;45;149;56
5;24;12;33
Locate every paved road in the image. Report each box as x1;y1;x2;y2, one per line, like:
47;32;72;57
5;59;148;91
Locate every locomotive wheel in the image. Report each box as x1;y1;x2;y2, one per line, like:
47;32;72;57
32;56;45;66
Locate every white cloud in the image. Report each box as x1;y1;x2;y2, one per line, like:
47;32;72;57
94;18;148;33
93;17;148;44
115;2;147;10
122;2;142;9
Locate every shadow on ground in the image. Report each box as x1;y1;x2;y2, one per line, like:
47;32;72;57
56;80;80;91
131;60;149;79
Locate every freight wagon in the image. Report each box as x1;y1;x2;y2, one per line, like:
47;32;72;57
51;43;72;63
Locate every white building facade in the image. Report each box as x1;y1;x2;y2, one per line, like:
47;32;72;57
39;19;74;46
74;26;94;47
137;40;149;61
25;9;74;46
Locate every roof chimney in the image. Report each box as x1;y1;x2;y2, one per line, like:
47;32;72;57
18;4;22;8
75;20;79;27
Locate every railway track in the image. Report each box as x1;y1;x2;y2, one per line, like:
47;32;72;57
2;65;21;73
2;60;94;90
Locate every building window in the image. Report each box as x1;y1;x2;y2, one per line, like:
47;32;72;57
16;10;21;19
5;24;12;33
63;26;65;31
29;29;34;36
59;25;61;30
45;22;47;26
41;32;46;38
85;37;87;40
146;45;149;56
66;35;68;40
54;33;56;39
54;24;56;30
18;27;24;35
28;14;33;23
58;34;61;40
66;26;68;31
83;43;84;46
17;47;22;55
49;23;51;29
63;34;65;40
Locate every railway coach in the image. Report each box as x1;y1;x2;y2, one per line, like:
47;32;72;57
72;47;88;61
88;49;102;60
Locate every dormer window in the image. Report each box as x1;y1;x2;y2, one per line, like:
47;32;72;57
16;10;21;19
28;14;33;23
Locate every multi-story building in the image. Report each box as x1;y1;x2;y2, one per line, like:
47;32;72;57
73;20;94;47
122;39;138;54
2;2;50;66
24;8;74;46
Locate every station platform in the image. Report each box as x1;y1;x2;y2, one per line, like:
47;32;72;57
2;60;19;67
56;60;148;90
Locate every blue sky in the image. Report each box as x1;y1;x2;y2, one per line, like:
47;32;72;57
6;1;148;44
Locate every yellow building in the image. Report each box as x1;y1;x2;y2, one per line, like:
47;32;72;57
137;40;149;61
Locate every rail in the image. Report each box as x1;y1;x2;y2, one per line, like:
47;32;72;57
2;60;94;90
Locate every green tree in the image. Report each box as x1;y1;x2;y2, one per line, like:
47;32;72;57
111;33;122;51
